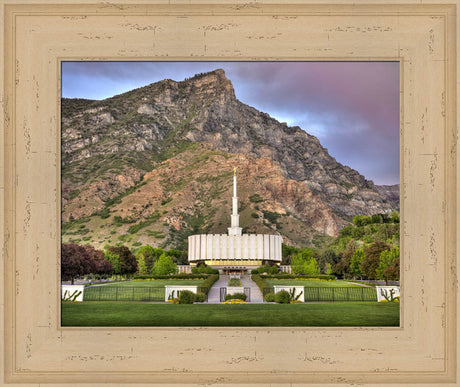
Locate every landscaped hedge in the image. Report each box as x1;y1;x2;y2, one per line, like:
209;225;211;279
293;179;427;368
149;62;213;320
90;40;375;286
198;274;219;295
251;274;272;294
133;274;209;280
259;274;336;281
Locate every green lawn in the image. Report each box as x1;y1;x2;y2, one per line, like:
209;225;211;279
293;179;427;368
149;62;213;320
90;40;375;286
84;280;206;302
266;280;376;302
62;302;399;327
96;279;206;287
266;279;365;287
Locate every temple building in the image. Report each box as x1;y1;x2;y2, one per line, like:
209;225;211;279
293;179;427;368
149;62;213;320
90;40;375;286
188;168;282;274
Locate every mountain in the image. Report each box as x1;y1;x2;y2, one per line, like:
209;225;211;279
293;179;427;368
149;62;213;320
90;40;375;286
61;69;399;250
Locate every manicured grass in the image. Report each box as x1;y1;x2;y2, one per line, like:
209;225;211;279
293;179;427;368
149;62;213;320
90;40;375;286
98;279;205;287
266;279;364;288
84;280;206;302
228;278;242;286
62;302;399;327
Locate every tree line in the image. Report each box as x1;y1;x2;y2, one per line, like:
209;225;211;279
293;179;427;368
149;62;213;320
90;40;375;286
61;212;400;284
282;212;400;283
61;243;187;284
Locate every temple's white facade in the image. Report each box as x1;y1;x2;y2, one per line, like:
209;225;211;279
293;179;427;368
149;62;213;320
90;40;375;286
188;169;282;273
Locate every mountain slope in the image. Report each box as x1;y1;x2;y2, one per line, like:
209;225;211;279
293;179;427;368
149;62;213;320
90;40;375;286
61;69;398;250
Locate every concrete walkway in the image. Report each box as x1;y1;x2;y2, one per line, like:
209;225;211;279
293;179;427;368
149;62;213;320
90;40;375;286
206;274;264;303
240;275;264;303
206;275;229;303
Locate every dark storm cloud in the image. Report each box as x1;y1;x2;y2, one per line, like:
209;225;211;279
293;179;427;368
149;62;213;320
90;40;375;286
61;61;399;185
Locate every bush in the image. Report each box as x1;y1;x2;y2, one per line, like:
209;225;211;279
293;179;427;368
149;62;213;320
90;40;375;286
256;264;272;274
194;292;206;302
251;274;270;294
251;269;258;275
268;265;279;275
225;293;247;301
228;278;242;286
199;274;219;295
178;290;195;304
275;290;291;304
264;293;275;302
192;264;219;275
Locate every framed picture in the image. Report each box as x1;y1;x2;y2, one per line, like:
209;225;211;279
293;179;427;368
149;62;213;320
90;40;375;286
1;1;458;385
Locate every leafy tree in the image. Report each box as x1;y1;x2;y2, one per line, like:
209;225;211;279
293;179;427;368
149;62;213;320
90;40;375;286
135;245;155;274
61;243;95;284
282;244;301;265
151;253;178;276
167;249;188;265
319;249;339;274
104;249;121;276
137;253;148;275
377;246;400;284
333;240;357;279
350;248;364;279
361;241;390;279
384;257;400;282
107;246;137;278
291;250;320;275
83;245;112;278
391;211;400;223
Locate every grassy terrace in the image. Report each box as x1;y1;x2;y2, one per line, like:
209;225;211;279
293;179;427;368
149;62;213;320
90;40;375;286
62;302;400;327
264;279;376;302
265;279;366;288
83;280;206;302
94;279;206;287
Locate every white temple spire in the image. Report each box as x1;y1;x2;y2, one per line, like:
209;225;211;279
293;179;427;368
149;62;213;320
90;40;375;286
228;167;242;236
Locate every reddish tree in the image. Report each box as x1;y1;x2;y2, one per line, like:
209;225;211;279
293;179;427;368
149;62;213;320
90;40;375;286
61;243;95;284
383;257;400;282
83;245;113;278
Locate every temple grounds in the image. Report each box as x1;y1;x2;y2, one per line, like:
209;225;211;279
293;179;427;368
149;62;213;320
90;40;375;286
62;301;399;326
62;277;399;326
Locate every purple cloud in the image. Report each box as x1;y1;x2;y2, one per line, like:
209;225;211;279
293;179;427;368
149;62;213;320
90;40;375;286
61;61;399;185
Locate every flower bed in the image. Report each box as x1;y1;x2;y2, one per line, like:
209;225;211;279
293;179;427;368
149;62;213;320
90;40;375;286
259;274;335;281
222;299;248;304
133;274;208;280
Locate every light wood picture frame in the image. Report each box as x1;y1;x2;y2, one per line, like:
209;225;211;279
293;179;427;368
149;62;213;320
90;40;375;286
1;1;458;385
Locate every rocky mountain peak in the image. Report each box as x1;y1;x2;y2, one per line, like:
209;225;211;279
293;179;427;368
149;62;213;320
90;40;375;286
61;69;399;250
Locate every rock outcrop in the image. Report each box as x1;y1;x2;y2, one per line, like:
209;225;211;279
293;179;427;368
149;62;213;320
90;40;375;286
61;69;399;249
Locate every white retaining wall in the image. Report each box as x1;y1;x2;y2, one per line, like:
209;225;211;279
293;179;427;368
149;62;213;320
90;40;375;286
61;285;85;302
165;285;198;302
273;285;305;302
376;286;400;302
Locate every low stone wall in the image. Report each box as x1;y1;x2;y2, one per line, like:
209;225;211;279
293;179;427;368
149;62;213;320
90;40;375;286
273;285;305;302
61;285;85;302
165;285;198;302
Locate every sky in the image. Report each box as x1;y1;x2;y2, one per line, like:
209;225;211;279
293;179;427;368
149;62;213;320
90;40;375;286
61;61;400;185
